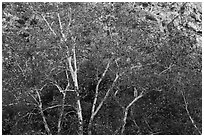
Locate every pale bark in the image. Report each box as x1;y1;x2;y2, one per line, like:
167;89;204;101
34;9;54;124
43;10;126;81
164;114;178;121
57;92;66;134
35;88;52;135
87;61;140;135
67;45;83;135
41;14;57;36
75;92;83;135
120;91;144;134
91;60;111;115
180;90;201;134
88;73;119;135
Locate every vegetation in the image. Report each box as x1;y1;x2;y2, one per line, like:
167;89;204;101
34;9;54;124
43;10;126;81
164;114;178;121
2;2;202;135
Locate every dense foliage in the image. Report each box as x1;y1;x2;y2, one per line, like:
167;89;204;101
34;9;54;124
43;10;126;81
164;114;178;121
2;2;202;135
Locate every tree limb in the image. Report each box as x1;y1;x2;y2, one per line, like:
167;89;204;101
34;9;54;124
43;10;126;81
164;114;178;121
35;88;52;135
57;12;66;41
121;91;144;134
91;59;111;114
41;14;57;36
88;73;119;135
180;90;201;135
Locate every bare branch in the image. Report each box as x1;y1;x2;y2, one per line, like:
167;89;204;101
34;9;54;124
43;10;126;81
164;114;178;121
70;45;79;90
126;91;144;110
66;6;72;34
91;59;111;114
27;91;39;104
114;89;119;96
121;90;144;134
43;104;75;112
57;12;66;41
58;92;66;134
53;82;64;93
158;63;175;76
88;73;119;134
41;14;57;36
35;88;52;135
65;69;70;91
180;90;201;134
67;56;75;81
113;90;125;109
94;73;119;116
73;46;77;71
15;62;26;77
133;87;138;97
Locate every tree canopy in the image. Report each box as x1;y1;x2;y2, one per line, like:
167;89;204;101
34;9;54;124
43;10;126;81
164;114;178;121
2;2;202;135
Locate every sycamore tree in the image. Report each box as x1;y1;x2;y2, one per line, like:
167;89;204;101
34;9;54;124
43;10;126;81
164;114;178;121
2;2;201;135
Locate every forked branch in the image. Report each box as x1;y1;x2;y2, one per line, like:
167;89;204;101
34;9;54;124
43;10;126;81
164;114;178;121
91;59;112;114
34;86;52;135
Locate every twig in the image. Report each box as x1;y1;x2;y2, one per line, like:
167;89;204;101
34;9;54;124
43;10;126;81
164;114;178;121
149;131;162;135
113;90;125;109
27;91;39;104
15;62;26;77
41;14;57;36
144;118;153;133
43;104;75;112
132;119;140;132
180;90;201;134
158;64;174;76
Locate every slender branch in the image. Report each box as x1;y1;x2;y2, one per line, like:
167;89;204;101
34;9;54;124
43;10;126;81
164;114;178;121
75;91;83;135
158;63;174;76
35;88;52;135
144;118;153;133
64;70;70;91
88;61;142;134
53;82;63;93
121;92;144;134
57;63;70;134
57;12;66;41
72;45;79;88
93;73;119;117
43;104;75;112
120;107;128;135
28;91;39;104
67;56;75;81
14;112;30;126
180;90;201;134
41;14;57;36
88;73;119;135
67;44;83;134
73;45;77;71
15;62;26;77
113;90;125;109
126;91;144;109
57;92;66;134
66;6;72;34
149;131;162;135
132;118;140;133
114;89;119;96
91;59;111;114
